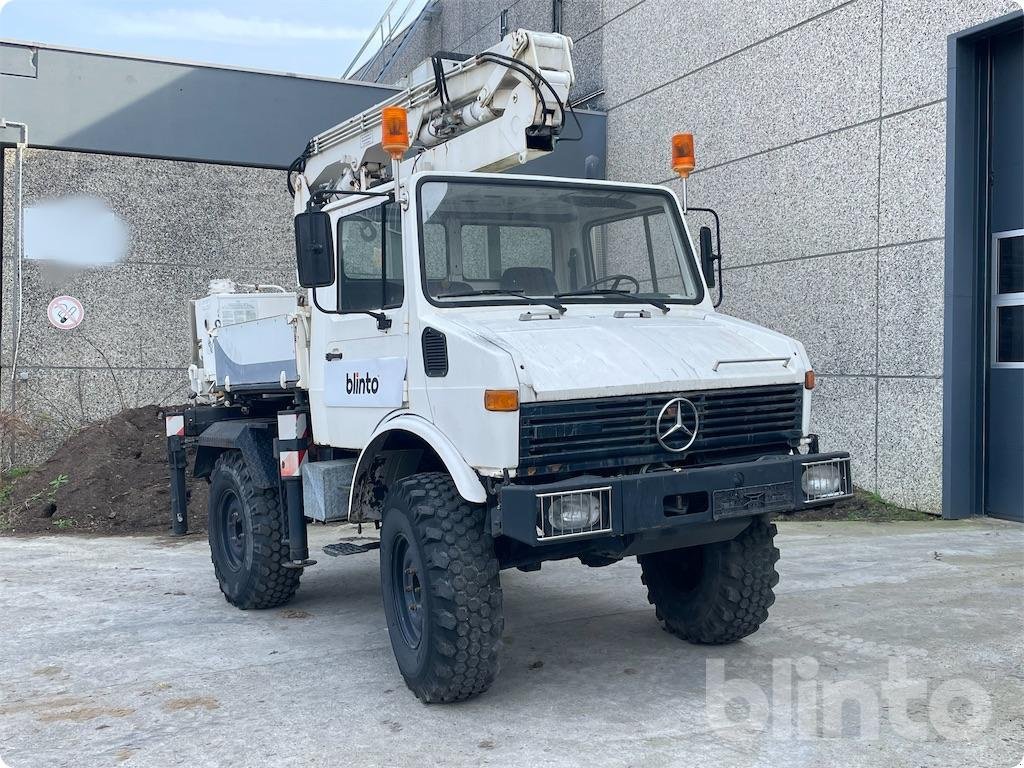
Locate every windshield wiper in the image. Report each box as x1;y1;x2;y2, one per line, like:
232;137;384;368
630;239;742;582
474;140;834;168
554;289;670;314
436;288;566;314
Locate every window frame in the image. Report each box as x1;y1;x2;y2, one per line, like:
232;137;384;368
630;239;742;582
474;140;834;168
335;200;404;313
991;229;1024;368
416;175;705;310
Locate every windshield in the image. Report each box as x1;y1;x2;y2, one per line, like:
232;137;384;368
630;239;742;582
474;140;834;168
417;179;703;306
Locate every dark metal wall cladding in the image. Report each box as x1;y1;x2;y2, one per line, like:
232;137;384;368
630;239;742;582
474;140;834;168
0;41;606;174
518;384;803;475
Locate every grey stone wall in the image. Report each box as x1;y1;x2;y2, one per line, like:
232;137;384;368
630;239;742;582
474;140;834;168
368;0;607;105
1;148;294;465
362;0;1019;512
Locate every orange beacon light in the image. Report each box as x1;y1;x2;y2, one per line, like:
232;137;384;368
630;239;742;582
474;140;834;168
671;132;696;178
381;106;410;160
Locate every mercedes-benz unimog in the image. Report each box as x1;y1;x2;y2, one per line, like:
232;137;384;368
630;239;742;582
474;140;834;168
165;29;852;703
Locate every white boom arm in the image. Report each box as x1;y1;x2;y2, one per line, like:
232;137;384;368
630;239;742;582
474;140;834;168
293;29;574;211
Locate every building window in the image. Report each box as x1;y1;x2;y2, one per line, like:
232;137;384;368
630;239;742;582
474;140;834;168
992;231;1024;366
500;8;509;38
553;0;563;33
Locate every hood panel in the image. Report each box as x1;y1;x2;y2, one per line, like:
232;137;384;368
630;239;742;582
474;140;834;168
450;308;805;401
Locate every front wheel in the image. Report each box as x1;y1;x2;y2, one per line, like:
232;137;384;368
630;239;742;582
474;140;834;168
639;517;779;644
380;472;503;703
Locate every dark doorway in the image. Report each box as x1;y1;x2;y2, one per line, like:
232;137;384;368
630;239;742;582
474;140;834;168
984;27;1023;521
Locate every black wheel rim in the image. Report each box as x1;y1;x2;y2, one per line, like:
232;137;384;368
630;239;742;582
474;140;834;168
219;489;246;571
391;533;424;649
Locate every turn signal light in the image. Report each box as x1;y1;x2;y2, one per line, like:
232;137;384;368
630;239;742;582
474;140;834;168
484;389;519;412
804;370;816;390
671;132;696;178
381;106;410;159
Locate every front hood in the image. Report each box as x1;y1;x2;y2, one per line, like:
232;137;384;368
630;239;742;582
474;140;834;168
448;306;807;401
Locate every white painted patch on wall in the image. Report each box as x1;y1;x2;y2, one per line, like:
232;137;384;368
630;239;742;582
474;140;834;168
24;196;128;267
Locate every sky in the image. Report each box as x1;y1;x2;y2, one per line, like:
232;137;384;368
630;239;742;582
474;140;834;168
0;0;428;79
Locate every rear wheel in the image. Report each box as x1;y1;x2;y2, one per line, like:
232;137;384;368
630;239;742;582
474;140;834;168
639;517;779;644
208;451;300;610
380;472;503;703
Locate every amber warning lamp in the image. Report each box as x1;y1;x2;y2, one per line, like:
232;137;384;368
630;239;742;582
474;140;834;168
671;132;696;212
381;106;410;160
671;133;696;178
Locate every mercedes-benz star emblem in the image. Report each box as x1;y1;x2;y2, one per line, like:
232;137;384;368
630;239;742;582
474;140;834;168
656;397;700;453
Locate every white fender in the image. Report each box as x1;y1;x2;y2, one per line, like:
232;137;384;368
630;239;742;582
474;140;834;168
347;413;488;519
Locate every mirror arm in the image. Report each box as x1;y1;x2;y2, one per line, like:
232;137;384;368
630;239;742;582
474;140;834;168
362;310;393;331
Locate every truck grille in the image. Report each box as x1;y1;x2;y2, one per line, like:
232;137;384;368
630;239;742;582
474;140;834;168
518;384;803;475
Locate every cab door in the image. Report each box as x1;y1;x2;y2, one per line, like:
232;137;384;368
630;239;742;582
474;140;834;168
309;198;407;448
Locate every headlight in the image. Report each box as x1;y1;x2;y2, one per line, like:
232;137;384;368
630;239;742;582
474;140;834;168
548;493;601;531
536;487;612;540
801;463;843;498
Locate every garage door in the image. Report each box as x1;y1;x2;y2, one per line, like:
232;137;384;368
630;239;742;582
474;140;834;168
985;27;1023;522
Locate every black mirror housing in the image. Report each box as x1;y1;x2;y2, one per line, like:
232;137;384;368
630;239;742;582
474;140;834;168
294;211;335;288
699;225;716;288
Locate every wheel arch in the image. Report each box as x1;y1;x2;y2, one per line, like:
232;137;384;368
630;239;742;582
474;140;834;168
347;414;488;523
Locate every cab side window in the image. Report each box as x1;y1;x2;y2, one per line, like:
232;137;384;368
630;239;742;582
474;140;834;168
337;204;404;311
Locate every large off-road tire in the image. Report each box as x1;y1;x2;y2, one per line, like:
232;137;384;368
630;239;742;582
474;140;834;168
380;472;503;703
207;451;300;610
639;517;779;644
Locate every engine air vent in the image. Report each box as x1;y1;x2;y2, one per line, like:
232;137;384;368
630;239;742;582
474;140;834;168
422;327;448;377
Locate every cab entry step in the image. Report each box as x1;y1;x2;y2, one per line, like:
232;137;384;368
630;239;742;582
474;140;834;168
323;539;381;557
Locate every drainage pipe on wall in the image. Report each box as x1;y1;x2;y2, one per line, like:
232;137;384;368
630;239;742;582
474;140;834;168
1;119;28;467
1;121;28;382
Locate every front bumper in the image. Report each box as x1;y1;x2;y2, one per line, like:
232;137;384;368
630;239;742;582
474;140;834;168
498;451;852;547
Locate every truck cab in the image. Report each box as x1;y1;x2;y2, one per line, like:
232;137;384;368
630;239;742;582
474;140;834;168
167;29;852;705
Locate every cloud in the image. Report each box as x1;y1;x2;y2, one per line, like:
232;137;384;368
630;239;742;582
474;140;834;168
0;0;15;13
105;8;369;45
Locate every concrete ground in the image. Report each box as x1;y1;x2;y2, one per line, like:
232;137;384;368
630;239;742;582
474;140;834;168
0;520;1021;768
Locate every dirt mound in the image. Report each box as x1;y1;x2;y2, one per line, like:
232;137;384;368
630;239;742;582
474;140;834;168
1;406;208;536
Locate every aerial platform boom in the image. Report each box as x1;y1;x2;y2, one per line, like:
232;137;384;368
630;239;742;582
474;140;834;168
292;29;575;210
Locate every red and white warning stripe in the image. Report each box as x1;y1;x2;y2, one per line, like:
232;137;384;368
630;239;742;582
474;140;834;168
165;414;185;437
278;412;309;479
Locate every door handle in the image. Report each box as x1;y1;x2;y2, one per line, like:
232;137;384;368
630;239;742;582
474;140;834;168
325;351;343;361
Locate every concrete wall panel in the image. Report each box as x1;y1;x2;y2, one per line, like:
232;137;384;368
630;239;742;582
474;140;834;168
881;0;1020;113
0;365;188;466
877;376;943;511
605;0;880;180
718;250;878;375
811;374;878;491
0;147;294;463
878;240;945;376
677;123;879;268
601;0;851;108
879;101;947;245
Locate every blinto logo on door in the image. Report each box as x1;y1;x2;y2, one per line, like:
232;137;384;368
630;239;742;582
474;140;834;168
325;356;406;407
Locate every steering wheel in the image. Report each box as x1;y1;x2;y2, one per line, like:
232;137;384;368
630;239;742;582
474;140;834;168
578;274;640;293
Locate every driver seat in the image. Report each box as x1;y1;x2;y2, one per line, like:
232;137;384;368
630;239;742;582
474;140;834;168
499;267;558;295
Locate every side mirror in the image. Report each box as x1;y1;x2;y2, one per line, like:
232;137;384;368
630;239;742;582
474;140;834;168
294;211;335;288
699;225;716;288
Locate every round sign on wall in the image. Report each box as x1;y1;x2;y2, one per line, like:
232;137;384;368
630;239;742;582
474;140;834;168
47;295;84;330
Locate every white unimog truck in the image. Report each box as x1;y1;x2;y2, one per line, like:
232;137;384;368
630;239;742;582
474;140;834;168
165;29;852;703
